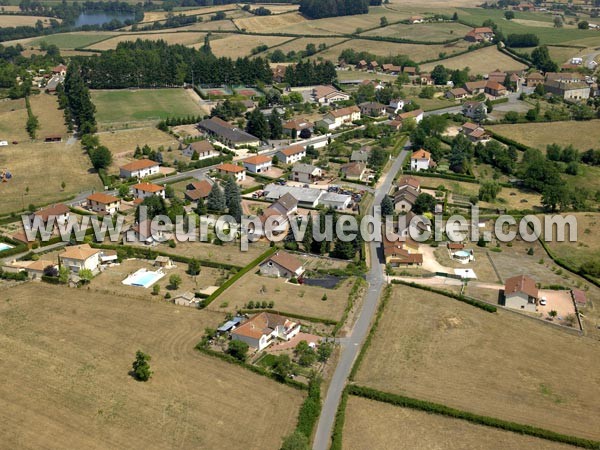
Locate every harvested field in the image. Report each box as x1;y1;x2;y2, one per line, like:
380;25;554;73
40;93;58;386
86;32;207;50
210;269;358;322
342;396;577;450
28;94;67;138
420;45;527;74
269;37;347;55
233;11;306;33
0;15;58;27
172;19;238;32
92;88;206;127
354;284;600;440
0;283;303;450
362;22;471;42
487;120;600;153
207;34;290;58
314;39;471;64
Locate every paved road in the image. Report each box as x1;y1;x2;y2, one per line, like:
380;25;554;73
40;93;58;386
312;144;410;450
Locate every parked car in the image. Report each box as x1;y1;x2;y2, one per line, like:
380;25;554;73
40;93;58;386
539;297;547;306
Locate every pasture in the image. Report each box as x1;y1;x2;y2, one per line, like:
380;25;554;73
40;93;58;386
141;4;238;23
458;8;592;44
92;88;206;127
0;283;303;450
32;32;114;49
362;21;471;42
342;396;577;450
207;34;290;58
354;284;600;440
0;140;102;214
420;45;527;74
268;37;347;55
487;121;600;153
233;11;306;33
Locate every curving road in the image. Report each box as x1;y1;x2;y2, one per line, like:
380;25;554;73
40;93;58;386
312;145;410;450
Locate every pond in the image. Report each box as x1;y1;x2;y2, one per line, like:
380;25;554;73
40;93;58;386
75;12;135;27
302;275;345;290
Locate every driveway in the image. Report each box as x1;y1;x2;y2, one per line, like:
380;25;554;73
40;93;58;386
420;245;453;273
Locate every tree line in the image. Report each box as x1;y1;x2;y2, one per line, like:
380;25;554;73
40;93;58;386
299;0;381;19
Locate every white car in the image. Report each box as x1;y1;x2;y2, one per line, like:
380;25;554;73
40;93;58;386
539;297;547;306
0;140;8;147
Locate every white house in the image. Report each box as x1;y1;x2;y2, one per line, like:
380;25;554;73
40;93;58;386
231;312;301;351
32;203;70;226
504;275;539;312
59;244;102;273
397;109;424;125
410;149;435;172
183;140;218;160
215;163;246;182
259;251;305;279
317;106;361;131
276;145;306;165
87;193;121;216
243;154;272;174
388;98;405;114
131;182;166;200
125;220;165;245
119;159;160;179
291;163;322;184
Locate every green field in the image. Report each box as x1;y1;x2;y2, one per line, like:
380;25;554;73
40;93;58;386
458;8;595;44
91;88;204;124
31;32;114;49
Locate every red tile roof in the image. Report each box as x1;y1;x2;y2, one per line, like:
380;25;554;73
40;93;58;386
132;182;164;193
87;193;119;204
504;275;538;299
216;163;244;173
120;159;159;172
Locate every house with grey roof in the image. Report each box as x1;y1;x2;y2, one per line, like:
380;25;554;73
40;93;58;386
198;117;261;148
291;163;323;184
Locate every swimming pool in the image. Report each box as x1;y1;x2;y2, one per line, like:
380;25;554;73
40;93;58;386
454;250;471;258
0;242;14;253
122;268;165;288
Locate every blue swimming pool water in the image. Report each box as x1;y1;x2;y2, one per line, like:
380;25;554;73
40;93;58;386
132;272;162;287
0;243;14;252
454;250;471;258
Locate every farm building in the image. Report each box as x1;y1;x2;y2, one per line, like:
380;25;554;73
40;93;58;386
198;117;261;148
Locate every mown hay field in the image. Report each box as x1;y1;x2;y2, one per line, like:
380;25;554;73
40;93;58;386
268;37;347;55
233;11;306;33
354;285;600;440
32;32;115;49
0;15;58;27
29;94;67;138
420;45;527;74
0;283;303;450
142;4;238;23
313;39;470;63
206;34;290;58
342;396;577;450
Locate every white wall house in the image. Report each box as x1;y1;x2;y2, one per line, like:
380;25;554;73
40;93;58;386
243;155;272;174
59;244;101;273
276;145;306;165
131;182;166;200
215;163;246;182
231;312;301;351
504;275;539;312
410;149;434;172
87;193;121;216
32;203;70;226
119;159;160;179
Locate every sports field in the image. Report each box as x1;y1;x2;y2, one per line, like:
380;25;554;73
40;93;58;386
354;285;600;440
420;45;528;74
0;283;303;449
91;88;206;126
342;396;577;450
